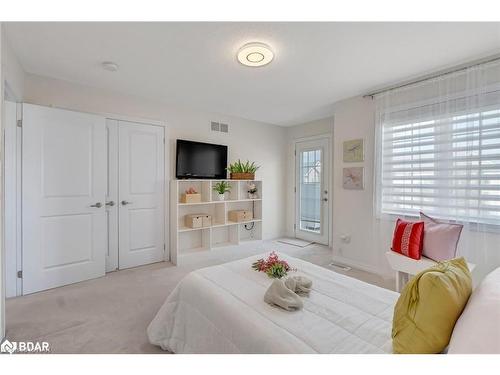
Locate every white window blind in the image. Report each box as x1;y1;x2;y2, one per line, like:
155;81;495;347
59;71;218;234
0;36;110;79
380;106;500;225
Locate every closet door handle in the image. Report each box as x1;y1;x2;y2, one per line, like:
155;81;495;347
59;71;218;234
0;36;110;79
106;201;115;207
121;200;132;206
90;202;102;208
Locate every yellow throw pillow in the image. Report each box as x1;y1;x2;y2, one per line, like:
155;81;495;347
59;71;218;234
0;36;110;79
392;257;472;354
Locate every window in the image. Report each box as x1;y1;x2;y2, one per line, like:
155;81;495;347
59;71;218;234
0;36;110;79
379;107;500;225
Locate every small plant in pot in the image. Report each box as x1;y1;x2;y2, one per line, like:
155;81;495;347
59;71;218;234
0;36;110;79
213;181;231;201
228;160;260;180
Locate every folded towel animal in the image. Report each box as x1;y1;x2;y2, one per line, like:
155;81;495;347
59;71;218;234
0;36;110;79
285;276;313;296
264;276;313;311
264;279;303;311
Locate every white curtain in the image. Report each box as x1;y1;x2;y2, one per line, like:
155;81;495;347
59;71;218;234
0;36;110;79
374;59;500;282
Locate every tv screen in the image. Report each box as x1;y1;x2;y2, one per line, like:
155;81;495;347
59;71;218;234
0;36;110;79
176;139;228;179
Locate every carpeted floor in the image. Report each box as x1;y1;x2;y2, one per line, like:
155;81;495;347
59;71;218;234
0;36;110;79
5;241;395;353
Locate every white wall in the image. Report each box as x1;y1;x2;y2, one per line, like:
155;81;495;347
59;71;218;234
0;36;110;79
23;74;288;240
1;32;24;101
330;95;500;282
329;96;389;274
1;22;6;340
285;117;334;240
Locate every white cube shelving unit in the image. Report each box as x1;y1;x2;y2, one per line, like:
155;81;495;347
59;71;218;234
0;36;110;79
170;179;263;264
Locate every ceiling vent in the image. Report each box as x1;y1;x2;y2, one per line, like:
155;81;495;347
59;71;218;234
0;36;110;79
210;121;229;134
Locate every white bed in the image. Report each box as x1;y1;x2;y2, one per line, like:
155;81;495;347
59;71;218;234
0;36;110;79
147;253;399;354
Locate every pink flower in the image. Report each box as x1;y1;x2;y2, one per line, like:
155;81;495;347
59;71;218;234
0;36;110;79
251;251;295;276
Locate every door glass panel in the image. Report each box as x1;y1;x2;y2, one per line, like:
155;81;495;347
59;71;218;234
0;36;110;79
299;149;321;233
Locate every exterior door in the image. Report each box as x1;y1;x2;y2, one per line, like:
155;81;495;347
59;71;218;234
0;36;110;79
22;104;106;294
118;121;165;269
295;138;330;245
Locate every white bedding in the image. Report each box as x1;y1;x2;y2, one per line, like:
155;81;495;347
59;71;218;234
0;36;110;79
147;253;399;354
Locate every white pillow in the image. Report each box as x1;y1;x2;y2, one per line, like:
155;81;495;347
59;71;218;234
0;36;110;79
448;267;500;354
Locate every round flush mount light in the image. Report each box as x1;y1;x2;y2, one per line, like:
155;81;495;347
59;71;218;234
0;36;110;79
237;42;274;67
102;61;119;72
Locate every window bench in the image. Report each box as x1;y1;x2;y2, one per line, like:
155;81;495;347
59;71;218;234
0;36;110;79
385;251;476;292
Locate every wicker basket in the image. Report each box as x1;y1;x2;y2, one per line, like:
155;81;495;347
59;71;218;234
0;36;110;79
230;172;255;180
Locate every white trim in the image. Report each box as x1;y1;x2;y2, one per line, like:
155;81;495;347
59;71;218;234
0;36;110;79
22;100;165;128
293;133;333;143
4;101;22;297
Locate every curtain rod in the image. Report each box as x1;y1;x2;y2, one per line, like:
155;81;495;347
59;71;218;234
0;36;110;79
363;53;500;99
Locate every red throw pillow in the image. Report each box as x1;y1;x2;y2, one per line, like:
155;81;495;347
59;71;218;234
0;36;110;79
392;218;424;260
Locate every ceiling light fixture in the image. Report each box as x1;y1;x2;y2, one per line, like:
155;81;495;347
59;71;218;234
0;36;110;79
102;61;119;72
237;42;274;67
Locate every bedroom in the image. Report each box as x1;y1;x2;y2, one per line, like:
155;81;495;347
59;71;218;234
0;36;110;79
1;0;500;371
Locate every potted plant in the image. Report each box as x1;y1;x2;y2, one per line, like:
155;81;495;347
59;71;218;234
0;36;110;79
227;159;260;180
213;181;231;201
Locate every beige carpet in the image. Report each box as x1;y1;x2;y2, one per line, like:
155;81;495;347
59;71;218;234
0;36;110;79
5;241;395;353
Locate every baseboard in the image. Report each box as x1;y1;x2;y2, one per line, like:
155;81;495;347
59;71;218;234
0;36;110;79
331;254;386;276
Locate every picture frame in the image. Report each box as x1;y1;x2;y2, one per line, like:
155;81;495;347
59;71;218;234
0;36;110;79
343;167;364;190
343;138;364;162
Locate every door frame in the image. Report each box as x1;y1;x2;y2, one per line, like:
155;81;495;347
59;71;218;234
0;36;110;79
293;134;333;246
4;104;169;296
3;101;22;297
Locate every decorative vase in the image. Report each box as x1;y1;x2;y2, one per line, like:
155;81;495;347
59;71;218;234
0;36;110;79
218;193;225;201
248;193;258;199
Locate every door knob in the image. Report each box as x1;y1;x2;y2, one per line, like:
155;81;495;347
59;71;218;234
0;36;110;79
90;202;102;208
121;200;132;205
106;201;115;207
323;198;328;202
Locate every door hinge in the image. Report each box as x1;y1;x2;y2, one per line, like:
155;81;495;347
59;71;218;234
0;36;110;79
294;186;296;193
17;119;22;128
294;224;296;230
163;243;166;252
17;270;23;279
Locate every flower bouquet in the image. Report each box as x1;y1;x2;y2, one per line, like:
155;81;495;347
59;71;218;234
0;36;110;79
251;251;294;279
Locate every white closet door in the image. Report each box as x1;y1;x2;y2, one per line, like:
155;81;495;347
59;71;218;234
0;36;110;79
118;121;165;269
22;104;106;294
105;120;119;272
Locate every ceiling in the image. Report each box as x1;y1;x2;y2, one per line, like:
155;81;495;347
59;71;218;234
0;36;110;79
5;22;500;126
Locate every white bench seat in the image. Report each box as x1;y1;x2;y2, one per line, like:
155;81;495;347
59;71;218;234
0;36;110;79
385;251;476;292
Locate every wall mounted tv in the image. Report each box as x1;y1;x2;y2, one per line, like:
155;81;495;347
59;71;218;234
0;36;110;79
176;139;228;179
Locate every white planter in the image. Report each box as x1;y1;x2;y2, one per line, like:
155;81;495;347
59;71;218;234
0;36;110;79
218;193;225;201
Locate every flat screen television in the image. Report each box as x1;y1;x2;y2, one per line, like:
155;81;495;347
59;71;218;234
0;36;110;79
176;139;228;179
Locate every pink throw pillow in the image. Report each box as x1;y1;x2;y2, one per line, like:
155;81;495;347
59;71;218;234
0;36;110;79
420;212;463;262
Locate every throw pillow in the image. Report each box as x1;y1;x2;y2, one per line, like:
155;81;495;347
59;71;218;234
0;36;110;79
392;257;472;354
391;218;424;260
420;212;463;262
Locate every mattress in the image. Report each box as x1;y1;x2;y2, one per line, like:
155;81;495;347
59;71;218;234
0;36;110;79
147;253;399;353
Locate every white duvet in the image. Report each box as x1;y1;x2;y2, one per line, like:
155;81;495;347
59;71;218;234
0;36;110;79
147;253;399;354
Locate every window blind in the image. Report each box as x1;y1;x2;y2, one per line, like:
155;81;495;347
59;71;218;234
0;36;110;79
380;106;500;225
